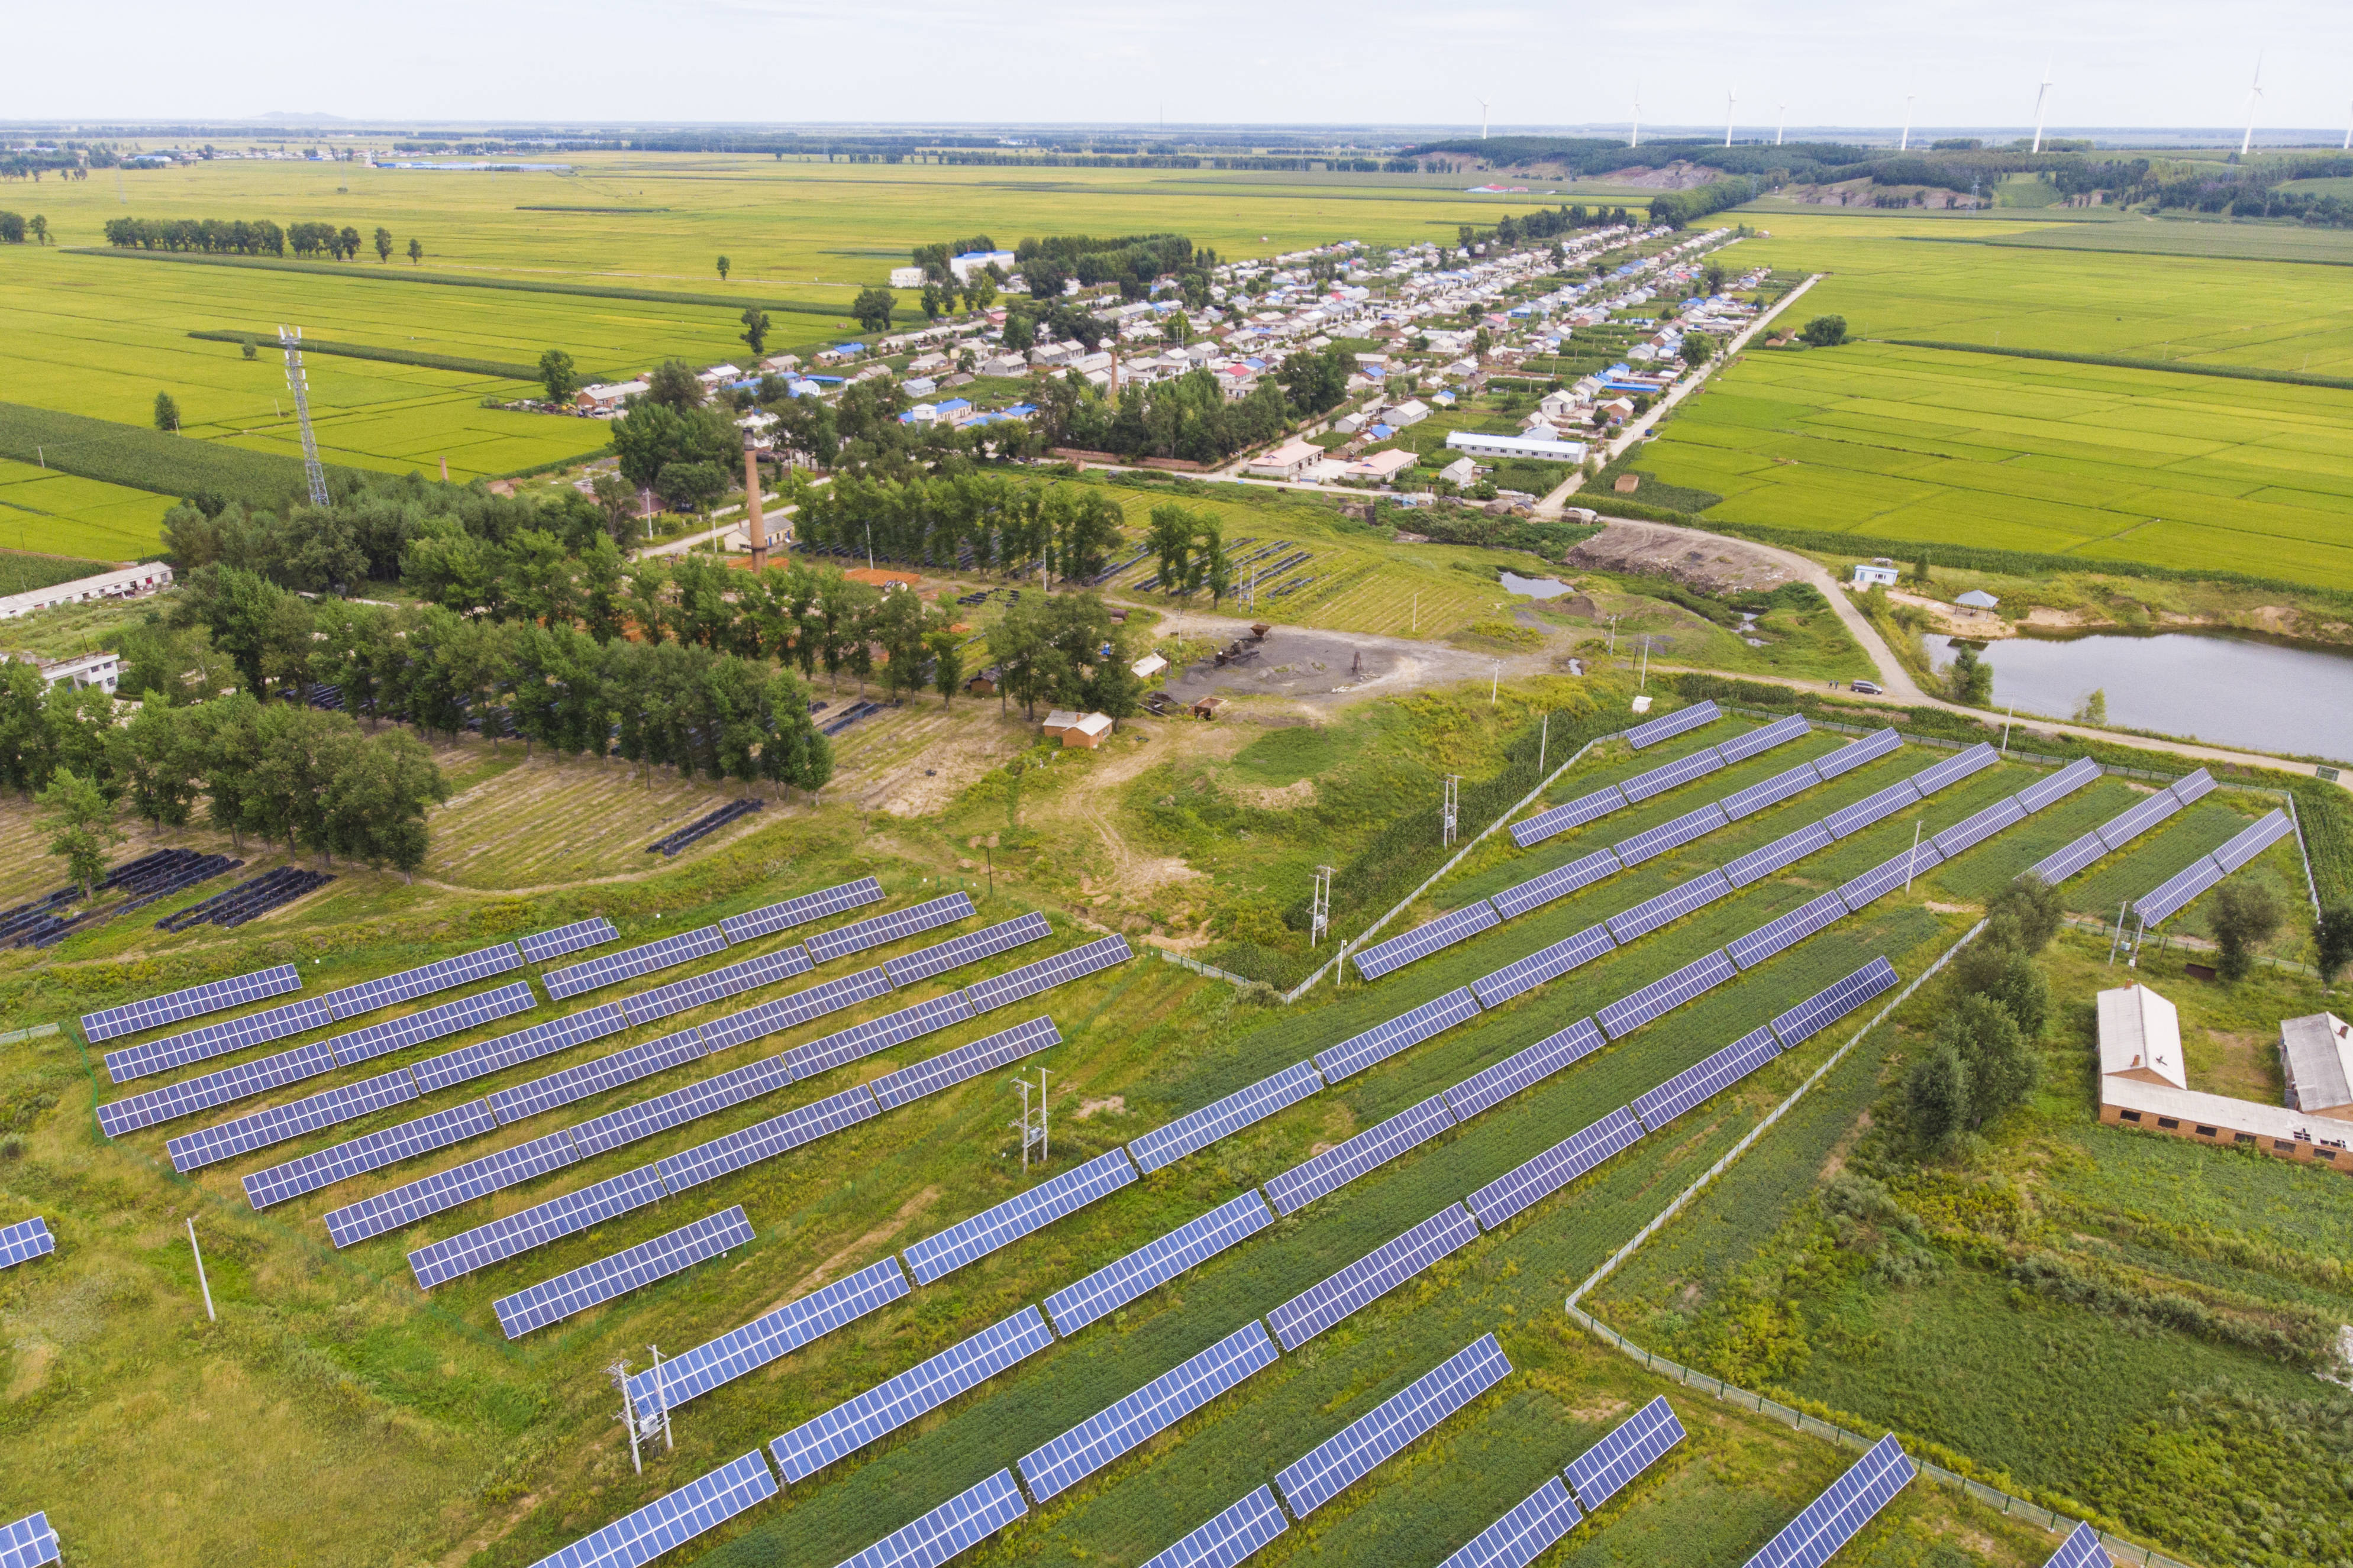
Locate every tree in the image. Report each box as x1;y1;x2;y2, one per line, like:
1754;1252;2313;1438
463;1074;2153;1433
406;237;423;264
740;307;771;359
1904;1043;1971;1150
2073;688;2107;725
927;625;964;709
1912;551;1933;584
644;358;706;412
153;391;180;433
1946;644;1993;706
1955;942;2051;1041
656;461;730;515
851;286;897;335
35;767;120;898
716;254;731;282
240;335;258;361
322;728;447;879
1683;332;1716;366
373;225;393;263
2209;880;2284;982
1937;991;2037;1127
337;225;361;260
537;348;579;405
1277;344;1353;415
1799;315;1849;347
590;473;640;546
29;214;48;245
1985;877;2065;955
1144;503;1198;602
2315;900;2353;984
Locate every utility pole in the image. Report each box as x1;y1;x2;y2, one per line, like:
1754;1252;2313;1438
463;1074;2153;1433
1539;712;1550;774
2000;708;2013;755
611;1360;644;1475
646;1345;675;1453
1442;775;1461;847
1904;819;1923;892
1310;865;1334;948
1490;660;1500;706
186;1217;215;1323
1008;1068;1052;1171
1639;636;1650;690
1607;615;1618;655
1412;591;1419;633
2106;900;2128;965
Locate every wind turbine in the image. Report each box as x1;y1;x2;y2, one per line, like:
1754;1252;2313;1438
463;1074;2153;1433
2031;60;2052;154
1725;88;1738;148
1630;83;1642;148
1776;102;1787;146
1900;89;1915;151
2240;55;2264;156
1480;98;1490;141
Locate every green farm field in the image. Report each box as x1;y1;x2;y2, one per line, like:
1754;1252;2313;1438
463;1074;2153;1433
0;456;177;561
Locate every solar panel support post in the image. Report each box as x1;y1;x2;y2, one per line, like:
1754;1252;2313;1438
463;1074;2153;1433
186;1217;215;1323
1903;820;1922;893
610;1359;644;1475
647;1344;676;1453
1310;865;1333;949
2107;901;2127;966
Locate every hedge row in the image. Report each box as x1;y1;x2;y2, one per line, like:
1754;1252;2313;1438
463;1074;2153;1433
185;330;584;383
0;401;366;508
1880;338;2353;394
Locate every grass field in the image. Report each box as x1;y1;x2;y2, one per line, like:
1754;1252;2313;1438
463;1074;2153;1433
0;457;177;561
1957;218;2353;266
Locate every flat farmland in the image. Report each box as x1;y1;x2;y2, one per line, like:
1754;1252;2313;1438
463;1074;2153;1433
0;456;178;561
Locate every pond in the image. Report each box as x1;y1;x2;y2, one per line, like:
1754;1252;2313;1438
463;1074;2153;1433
1499;571;1578;600
1931;630;2353;765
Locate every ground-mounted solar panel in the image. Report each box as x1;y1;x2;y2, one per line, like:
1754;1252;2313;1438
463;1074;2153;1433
321;1123;579;1246
1024;1323;1280;1504
2095;789;2184;852
1770;958;1901;1050
2132;857;2227;928
1932;795;2028;860
103;994;335;1085
771;1307;1056;1482
961;933;1134;1012
570;1055;798;1160
1267;1204;1479;1352
1619;748;1726;806
719;876;885;944
0;1217;55;1270
1510;785;1630;850
327;980;540;1068
96;1039;340;1138
1607;870;1733;945
1466;1107;1645;1230
869;1017;1061;1112
1566;1394;1687;1508
902;1149;1138;1286
1128;1060;1325;1174
621;945;813;1026
702;968;893;1052
1275;1332;1513;1517
1613;802;1732;869
2023;830;2109;888
1715;712;1812;767
1836;843;1944;912
1632;1027;1780;1131
1808;725;1901;782
1266;1094;1455;1215
1490;848;1623;922
805;893;975;964
411;1162;667;1289
886;912;1053;988
1314;987;1481;1082
837;1469;1028;1568
1043;1191;1273;1335
1717;760;1826;824
1351;902;1501;982
1473;924;1613;1008
2209;808;2293;873
0;1511;60;1568
544;926;730;1002
1596;951;1737;1041
410;1002;632;1094
1624;699;1720;750
1138;1488;1289;1568
81;961;302;1045
1912;741;1998;797
2017;755;2102;813
517;916;618;965
1439;1476;1584;1568
322;942;524;1022
784;991;975;1079
167;1068;418;1172
1823;777;1923;840
246;1100;500;1211
1742;1432;1914;1568
629;1256;910;1421
494;1204;754;1339
1728;891;1848;971
2167;768;2217;808
1722;822;1835;889
488;1027;708;1126
532;1449;776;1568
656;1085;880;1194
1444;1020;1604;1121
2039;1521;2115;1568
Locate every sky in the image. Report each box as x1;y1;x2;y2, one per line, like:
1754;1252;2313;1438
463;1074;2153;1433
10;0;2353;138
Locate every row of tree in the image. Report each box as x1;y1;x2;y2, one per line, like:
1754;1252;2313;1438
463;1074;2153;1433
792;471;1126;583
0;211;49;244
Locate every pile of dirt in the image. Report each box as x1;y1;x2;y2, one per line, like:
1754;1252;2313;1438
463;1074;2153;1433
1563;521;1797;596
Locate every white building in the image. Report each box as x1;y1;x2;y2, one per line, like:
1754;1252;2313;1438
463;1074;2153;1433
1442;429;1587;464
11;649;122;693
1439;456;1479;487
949;250;1016;283
0;562;175;620
889;266;927;289
1851;563;1901;589
2281;1013;2353;1119
1247;438;1324;480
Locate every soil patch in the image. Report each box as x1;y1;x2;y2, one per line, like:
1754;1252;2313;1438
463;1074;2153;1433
1563;520;1800;596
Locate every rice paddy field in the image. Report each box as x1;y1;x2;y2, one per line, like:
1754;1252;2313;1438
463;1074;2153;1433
0;457;177;561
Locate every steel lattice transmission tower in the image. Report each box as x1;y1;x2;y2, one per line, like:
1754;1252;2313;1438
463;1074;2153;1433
278;325;330;506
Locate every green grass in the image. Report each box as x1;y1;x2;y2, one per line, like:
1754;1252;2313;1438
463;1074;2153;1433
0;454;171;561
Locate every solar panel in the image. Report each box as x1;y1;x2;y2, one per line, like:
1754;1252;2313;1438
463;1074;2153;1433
1608;871;1733;945
168;1068;418;1172
656;1085;880;1194
544;926;730;1001
869;1017;1061;1111
804;893;974;964
1439;1477;1584;1568
1823;777;1923;840
1596;951;1737;1041
1715;712;1812;766
410;1002;632;1094
1510;785;1629;850
1266;1204;1479;1352
1043;1191;1274;1334
2132;857;2226;928
532;1449;776;1568
1565;1394;1687;1508
96;1040;340;1138
2096;789;2184;852
720;876;885;943
518;916;618;965
783;991;975;1079
2040;1522;2116;1568
1932;796;2028;860
702;968;893;1052
2210;809;2293;873
495;1204;754;1339
2023;830;2109;888
886;912;1053;987
1490;847;1623;922
1613;803;1732;869
1138;1488;1289;1568
1445;1020;1604;1121
2167;768;2217;808
411;1163;667;1289
81;961;302;1044
1912;742;1998;797
837;1469;1028;1568
1624;699;1720;749
1020;1323;1279;1501
1619;748;1725;806
1718;761;1826;824
0;1217;55;1270
771;1307;1055;1481
1728;891;1848;971
1742;1432;1914;1568
488;1027;709;1126
1128;1059;1325;1174
1473;923;1613;1008
1266;1094;1455;1215
1274;1333;1514;1517
103;994;335;1084
2016;755;2102;813
245;1100;500;1211
1466;1107;1645;1230
1351;903;1501;982
1807;725;1901;782
1836;843;1944;912
569;1055;797;1160
1632;1027;1780;1131
322;942;524;1021
328;981;540;1068
0;1512;59;1568
1770;958;1900;1050
902;1149;1138;1285
1722;822;1835;889
629;1256;910;1421
621;945;814;1026
1314;987;1481;1081
321;1123;580;1246
961;934;1134;1012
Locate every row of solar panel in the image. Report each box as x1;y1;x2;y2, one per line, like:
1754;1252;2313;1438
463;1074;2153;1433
0;1511;60;1568
2131;808;2294;929
2023;766;2211;888
540;885;953;1001
1507;705;1802;851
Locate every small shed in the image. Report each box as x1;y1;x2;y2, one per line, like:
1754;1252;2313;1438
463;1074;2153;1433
1955;589;2000;613
1042;709;1113;748
1131;652;1169;681
1191;694;1225;720
2281;1012;2353;1119
964;665;1000;697
1851;562;1900;589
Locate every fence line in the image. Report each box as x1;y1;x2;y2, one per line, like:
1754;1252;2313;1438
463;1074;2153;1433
1147;945;1261;991
0;1023;59;1046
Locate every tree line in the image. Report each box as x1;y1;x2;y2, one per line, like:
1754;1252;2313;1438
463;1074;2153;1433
0;212;50;245
792;471;1125;582
100;216;421;258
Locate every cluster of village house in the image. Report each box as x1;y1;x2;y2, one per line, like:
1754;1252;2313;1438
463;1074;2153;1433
2099;981;2353;1173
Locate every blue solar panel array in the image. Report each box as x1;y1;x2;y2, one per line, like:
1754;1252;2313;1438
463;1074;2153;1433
495;1204;754;1340
886;912;1052;987
720;877;884;943
1439;1477;1583;1568
0;1512;60;1568
1728;891;1847;971
630;1256;909;1422
1742;1432;1914;1568
1266;1204;1479;1352
321;1118;573;1244
412;1163;667;1289
411;1002;631;1094
321;942;522;1021
1128;1061;1324;1174
1045;1191;1273;1334
1632;1027;1780;1131
2025;830;2108;888
902;1149;1138;1285
534;1449;776;1568
1020;1322;1279;1502
81;962;302;1044
1316;987;1481;1081
568;1056;793;1160
1932;796;2027;859
784;991;974;1078
1510;783;1629;849
1138;1488;1288;1568
701;968;892;1052
1822;777;1922;840
838;1469;1027;1568
1718;761;1826;824
1274;1333;1513;1517
517;916;618;965
168;1068;418;1172
1444;1020;1603;1121
1265;1094;1455;1215
1490;848;1622;921
869;1017;1060;1111
488;1026;710;1126
1467;1107;1645;1230
805;892;974;964
1808;724;1901;781
1596;951;1736;1040
327;980;540;1067
657;1085;879;1194
2096;789;2183;852
1612;801;1730;867
103;994;335;1084
1716;711;1812;765
963;934;1133;1013
249;1100;500;1212
0;1216;55;1270
97;1040;340;1137
2041;1521;2116;1568
2016;755;2102;814
1722;822;1834;888
1771;960;1900;1049
2168;768;2217;807
1619;746;1725;806
1473;923;1613;1008
1912;741;1997;796
2134;857;2226;927
772;1307;1055;1481
1624;699;1720;749
619;945;812;1024
1607;871;1732;944
543;926;729;1001
1351;901;1501;982
2210;809;2293;872
1566;1394;1686;1508
1837;844;1943;912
